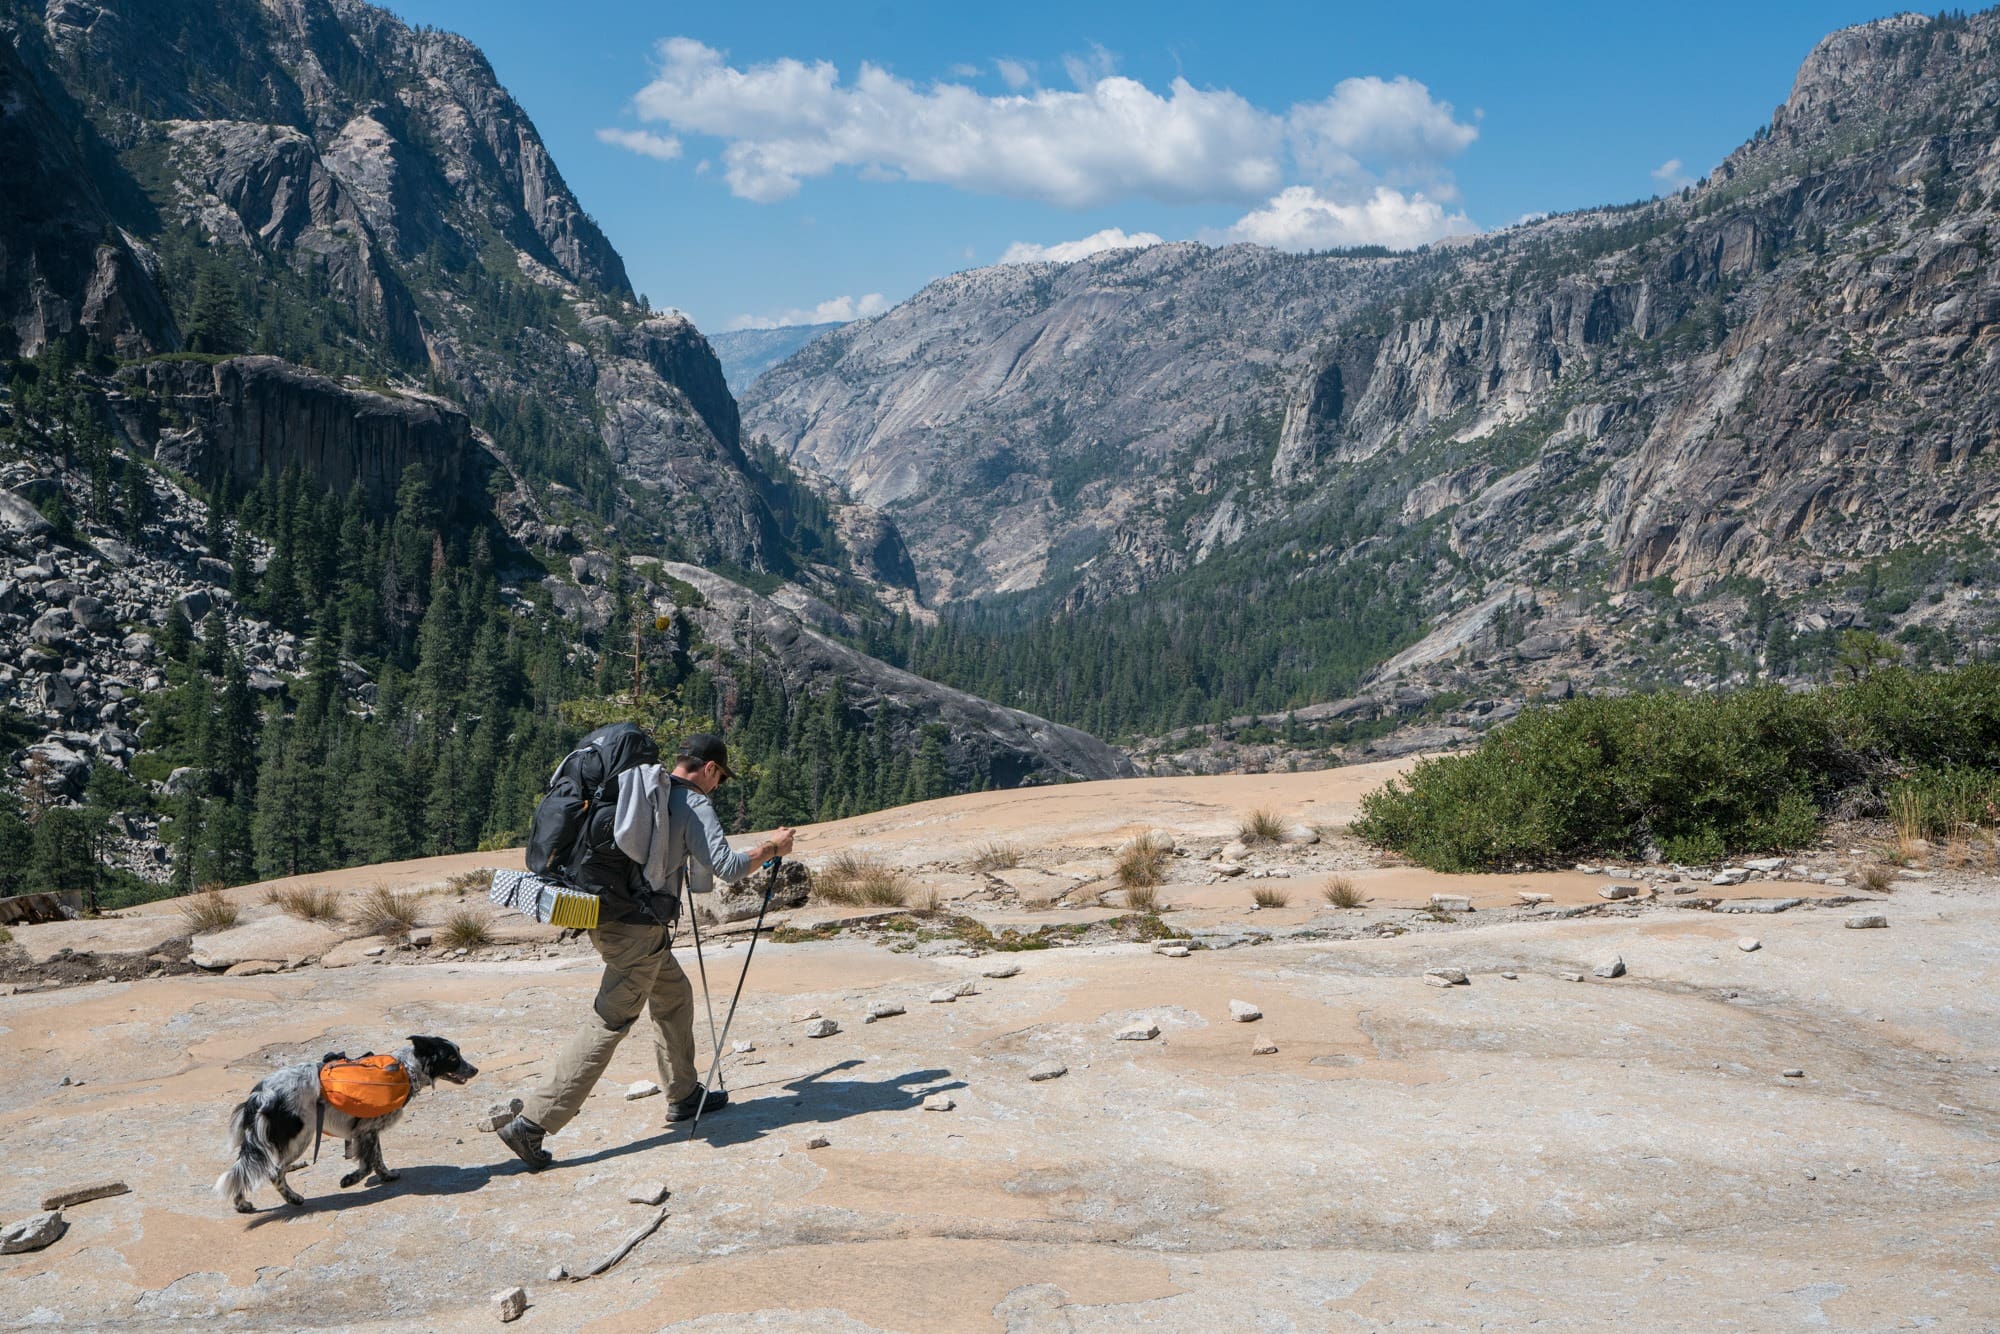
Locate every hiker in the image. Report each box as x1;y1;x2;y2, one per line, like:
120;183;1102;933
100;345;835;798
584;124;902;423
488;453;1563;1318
495;733;795;1171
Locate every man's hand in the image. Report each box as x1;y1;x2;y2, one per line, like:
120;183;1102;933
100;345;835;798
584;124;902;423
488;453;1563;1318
761;828;796;862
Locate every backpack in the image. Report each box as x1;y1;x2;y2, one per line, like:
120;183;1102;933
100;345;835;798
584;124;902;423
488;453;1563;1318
318;1053;410;1120
523;722;660;899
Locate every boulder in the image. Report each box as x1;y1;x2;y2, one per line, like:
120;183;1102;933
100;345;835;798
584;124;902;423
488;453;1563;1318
68;594;116;633
189;916;343;970
698;860;812;923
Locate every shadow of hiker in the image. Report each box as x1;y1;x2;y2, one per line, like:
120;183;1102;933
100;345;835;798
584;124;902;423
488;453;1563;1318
690;1060;963;1148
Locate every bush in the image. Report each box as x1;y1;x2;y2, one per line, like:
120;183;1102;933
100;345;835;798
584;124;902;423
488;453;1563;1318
179;889;239;933
970;842;1022;871
815;853;909;907
439;908;493;950
264;886;342;922
1855;862;1896;893
1115;834;1171;889
1251;885;1291;909
354;886;423;937
1238;808;1288;843
1886;766;2000;843
443;870;490;897
1322;875;1367;909
1123;884;1159;912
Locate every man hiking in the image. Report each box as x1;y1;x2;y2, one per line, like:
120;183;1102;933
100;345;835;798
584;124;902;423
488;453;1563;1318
495;733;795;1171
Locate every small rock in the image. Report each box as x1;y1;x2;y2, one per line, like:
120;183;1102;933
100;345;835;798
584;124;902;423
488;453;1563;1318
626;1182;670;1206
1214;862;1246;877
1711;868;1751;886
804;1018;840;1038
792;1008;823;1022
1593;956;1626;979
928;989;958;1004
1575;864;1602;875
1782;1069;1805;1079
494;1286;527;1323
1027;1060;1067;1082
1429;894;1473;912
1153;942;1190;957
624;1081;662;1101
982;962;1022;979
1939;1104;1967;1117
1222;839;1254;861
546;1264;568;1283
1845;914;1889;930
39;1180;128;1211
1499;971;1519;980
476;1098;524;1132
731;1040;756;1054
1;1210;66;1254
362;945;386;957
1560;972;1585;983
922;1092;955;1112
1599;884;1640;900
408;929;434;948
1424;968;1470;987
805;1134;831;1149
1745;857;1786;873
1251;1041;1279;1055
223;960;283;977
1116;1021;1161;1041
1516;892;1552;906
1228;999;1262;1022
865;1001;906;1022
1737;937;1761;953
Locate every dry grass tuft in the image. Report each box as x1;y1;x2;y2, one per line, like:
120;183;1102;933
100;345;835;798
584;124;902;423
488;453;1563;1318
913;884;943;913
354;886;424;937
1115;834;1172;889
179;888;239;933
1321;874;1368;909
263;885;343;922
439;908;494;950
970;842;1023;872
1123;883;1159;912
1238;807;1288;844
1854;862;1896;894
1251;884;1292;909
815;853;910;907
443;870;489;897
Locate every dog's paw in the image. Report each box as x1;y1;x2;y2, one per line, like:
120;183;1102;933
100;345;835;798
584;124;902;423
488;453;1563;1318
233;1198;256;1215
370;1170;401;1185
339;1169;365;1188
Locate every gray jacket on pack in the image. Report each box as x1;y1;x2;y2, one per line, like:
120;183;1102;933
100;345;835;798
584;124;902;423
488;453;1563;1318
610;765;754;913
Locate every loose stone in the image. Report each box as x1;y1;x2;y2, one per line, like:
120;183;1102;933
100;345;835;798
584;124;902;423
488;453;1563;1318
1599;884;1641;900
983;962;1022;979
1424;968;1470;987
922;1093;956;1112
928;990;958;1004
1845;914;1889;929
626;1182;670;1206
1594;956;1626;979
1429;894;1472;912
1229;999;1263;1021
1116;1021;1161;1041
1782;1069;1805;1079
803;1018;840;1038
1737;938;1761;953
624;1081;661;1101
865;1001;906;1022
1251;1041;1279;1055
805;1135;831;1149
1028;1060;1068;1082
477;1098;524;1131
0;1211;66;1254
494;1287;527;1323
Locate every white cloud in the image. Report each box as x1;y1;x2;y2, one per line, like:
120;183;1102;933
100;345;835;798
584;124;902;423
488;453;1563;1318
1209;185;1475;251
1651;157;1695;191
1287;76;1477;194
947;62;981;79
998;227;1165;264
727;292;890;330
623;38;1278;206
609;39;1483;241
594;127;682;160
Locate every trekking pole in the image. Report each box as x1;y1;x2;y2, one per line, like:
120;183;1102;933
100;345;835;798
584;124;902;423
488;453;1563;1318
689;856;782;1140
682;888;728;1095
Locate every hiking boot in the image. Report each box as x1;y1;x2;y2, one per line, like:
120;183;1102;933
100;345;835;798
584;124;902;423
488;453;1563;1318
496;1114;553;1171
665;1088;728;1123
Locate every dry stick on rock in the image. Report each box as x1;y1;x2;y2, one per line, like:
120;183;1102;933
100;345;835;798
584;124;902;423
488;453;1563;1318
570;1207;669;1281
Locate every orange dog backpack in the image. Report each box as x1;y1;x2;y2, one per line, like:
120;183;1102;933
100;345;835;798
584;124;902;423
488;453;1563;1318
319;1053;411;1120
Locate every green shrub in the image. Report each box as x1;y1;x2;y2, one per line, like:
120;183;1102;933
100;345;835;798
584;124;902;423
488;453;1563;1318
1353;667;2000;872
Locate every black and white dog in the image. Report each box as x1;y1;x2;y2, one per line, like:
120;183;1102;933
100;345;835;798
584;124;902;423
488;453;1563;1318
215;1035;478;1213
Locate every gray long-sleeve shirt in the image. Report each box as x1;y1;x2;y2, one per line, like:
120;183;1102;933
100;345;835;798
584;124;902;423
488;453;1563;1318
611;764;754;903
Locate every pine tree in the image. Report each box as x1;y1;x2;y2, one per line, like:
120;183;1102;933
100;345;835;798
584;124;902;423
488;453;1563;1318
187;264;248;355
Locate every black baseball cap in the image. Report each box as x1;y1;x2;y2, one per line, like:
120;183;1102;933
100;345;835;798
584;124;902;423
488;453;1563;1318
677;732;734;781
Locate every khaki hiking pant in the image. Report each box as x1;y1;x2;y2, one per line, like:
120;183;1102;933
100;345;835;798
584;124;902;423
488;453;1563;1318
523;920;697;1133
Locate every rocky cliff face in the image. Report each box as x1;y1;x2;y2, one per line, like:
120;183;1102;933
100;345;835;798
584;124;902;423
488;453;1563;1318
745;10;2000;712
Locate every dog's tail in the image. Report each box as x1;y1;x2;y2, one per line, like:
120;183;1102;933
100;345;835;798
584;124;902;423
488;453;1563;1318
213;1098;270;1203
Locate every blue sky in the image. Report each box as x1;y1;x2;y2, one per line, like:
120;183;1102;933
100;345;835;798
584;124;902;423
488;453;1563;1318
383;1;1897;334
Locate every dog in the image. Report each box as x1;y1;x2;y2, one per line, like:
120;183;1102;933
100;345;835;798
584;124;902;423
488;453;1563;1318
215;1035;478;1213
